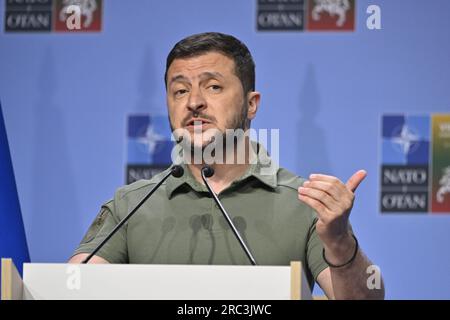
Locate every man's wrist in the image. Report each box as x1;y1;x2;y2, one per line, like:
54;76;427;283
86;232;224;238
322;232;357;267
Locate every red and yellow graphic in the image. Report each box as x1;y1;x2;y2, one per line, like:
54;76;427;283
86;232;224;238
307;0;355;31
53;0;102;32
431;114;450;213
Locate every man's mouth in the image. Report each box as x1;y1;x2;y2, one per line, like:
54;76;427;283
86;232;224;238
185;118;212;128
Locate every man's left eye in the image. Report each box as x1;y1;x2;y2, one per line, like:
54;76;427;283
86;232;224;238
209;85;222;91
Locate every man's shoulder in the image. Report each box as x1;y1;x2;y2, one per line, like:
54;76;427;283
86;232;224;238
114;168;171;201
276;167;307;191
273;167;318;223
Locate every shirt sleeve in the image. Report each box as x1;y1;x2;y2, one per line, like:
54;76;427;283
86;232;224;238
71;200;128;263
305;217;357;283
306;217;329;282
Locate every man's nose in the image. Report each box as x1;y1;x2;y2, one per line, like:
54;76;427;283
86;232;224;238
187;87;206;113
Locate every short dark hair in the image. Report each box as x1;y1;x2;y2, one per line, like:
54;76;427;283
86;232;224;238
165;32;256;94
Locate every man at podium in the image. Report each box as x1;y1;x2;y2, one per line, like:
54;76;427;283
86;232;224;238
69;32;384;300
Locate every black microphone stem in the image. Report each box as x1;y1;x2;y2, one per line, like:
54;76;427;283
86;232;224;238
82;166;182;264
201;169;257;266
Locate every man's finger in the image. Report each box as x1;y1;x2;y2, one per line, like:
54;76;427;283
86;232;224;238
298;186;342;213
309;173;341;184
298;194;329;222
346;170;367;192
302;180;344;203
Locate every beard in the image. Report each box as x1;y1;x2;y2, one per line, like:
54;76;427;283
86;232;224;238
169;99;249;157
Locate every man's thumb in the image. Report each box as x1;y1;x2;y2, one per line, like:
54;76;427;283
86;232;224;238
346;170;367;192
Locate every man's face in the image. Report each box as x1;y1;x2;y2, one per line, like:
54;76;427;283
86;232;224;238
166;52;253;150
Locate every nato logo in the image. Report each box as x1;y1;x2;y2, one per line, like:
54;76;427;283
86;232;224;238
5;0;53;32
382;115;429;165
257;0;305;31
380;115;430;213
4;0;103;33
126;114;173;184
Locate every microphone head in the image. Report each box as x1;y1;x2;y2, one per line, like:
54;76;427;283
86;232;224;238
171;165;184;178
201;165;214;178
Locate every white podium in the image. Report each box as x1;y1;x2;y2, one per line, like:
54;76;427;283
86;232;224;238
1;258;312;300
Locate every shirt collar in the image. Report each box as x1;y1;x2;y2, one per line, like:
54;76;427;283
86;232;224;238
165;141;278;198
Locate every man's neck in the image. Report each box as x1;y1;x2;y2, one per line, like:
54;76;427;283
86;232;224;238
186;138;255;194
188;162;250;195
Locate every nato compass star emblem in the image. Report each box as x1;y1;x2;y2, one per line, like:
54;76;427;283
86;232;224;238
382;115;429;166
391;124;420;156
127;114;174;165
136;124;165;155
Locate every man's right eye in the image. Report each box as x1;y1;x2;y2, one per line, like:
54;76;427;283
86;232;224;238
174;89;188;97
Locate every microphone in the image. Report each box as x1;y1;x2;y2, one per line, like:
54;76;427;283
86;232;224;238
82;165;184;263
201;165;257;266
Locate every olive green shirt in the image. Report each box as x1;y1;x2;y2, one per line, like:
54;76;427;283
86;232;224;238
73;156;329;289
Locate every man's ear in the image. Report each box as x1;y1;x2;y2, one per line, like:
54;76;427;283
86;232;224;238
246;91;261;121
